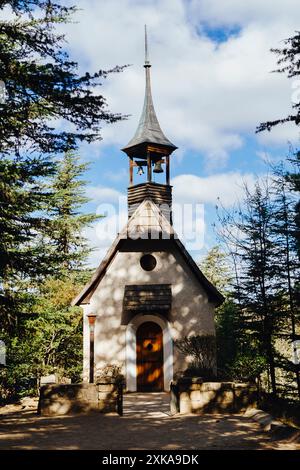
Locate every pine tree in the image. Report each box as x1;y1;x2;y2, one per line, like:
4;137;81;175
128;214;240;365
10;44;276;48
0;156;55;330
0;1;124;157
272;163;300;397
45;152;100;273
218;180;281;395
0;1;124;327
200;247;240;376
1;150;100;396
200;246;232;293
256;30;300;268
285;150;300;260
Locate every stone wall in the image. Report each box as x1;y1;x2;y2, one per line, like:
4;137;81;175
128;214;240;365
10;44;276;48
171;378;257;414
38;380;123;417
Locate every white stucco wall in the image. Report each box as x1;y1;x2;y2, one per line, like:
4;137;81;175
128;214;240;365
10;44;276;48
82;244;216;390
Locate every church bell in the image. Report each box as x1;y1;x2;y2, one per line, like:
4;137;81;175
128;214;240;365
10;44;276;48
137;165;144;176
153;160;164;173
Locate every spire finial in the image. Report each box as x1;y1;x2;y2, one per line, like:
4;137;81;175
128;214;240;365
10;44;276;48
144;24;151;67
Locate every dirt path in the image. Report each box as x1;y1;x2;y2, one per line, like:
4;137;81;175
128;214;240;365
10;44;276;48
0;393;298;450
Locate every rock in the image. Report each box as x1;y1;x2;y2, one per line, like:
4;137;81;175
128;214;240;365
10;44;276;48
20;397;38;409
40;374;58;385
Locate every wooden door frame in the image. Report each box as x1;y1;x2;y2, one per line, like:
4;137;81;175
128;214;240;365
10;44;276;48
125;314;173;392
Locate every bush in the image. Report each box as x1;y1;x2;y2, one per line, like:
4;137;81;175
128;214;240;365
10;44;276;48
228;353;267;382
175;335;216;379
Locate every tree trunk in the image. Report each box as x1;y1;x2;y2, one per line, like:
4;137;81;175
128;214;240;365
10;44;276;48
266;341;277;396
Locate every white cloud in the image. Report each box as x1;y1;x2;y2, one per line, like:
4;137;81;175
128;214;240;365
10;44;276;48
172;172;256;207
257;123;300;147
187;0;300;29
86;185;125;203
58;0;300;167
104;168;128;183
84;185;127;265
83;209;128;267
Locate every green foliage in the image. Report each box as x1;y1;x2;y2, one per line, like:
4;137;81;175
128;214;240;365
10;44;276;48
256;30;300;397
285;149;300;260
0;0;122;327
0;2;124;402
201;245;232;294
26;276;83;381
0;274;84;402
0;150;102;400
228;353;267;382
215;299;241;372
0;1;125;157
216;168;300;397
44;152;101;272
0;156;55;329
217;180;283;394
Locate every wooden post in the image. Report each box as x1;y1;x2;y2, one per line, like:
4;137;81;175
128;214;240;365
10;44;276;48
87;314;96;383
166;155;170;186
129;158;133;186
147;151;152;183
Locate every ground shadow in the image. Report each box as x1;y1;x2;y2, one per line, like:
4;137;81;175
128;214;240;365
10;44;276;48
0;393;297;450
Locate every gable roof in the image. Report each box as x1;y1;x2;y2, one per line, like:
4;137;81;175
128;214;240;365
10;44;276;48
72;199;224;307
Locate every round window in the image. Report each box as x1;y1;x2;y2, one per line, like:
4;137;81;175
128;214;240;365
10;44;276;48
140;254;157;271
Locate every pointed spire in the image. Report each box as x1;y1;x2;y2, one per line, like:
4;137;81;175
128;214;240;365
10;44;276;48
144;24;150;67
122;26;177;153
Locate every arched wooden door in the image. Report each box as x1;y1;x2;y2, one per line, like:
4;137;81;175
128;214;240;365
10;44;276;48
136;321;164;392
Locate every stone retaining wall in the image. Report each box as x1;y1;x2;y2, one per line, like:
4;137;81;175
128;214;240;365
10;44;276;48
38;380;123;417
171;378;257;414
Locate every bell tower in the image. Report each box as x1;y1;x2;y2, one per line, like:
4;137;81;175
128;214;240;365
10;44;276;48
121;26;177;223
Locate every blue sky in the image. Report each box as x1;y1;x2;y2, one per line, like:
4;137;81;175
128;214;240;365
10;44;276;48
55;0;300;266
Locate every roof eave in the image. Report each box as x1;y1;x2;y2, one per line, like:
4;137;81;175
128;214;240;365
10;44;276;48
121;141;178;156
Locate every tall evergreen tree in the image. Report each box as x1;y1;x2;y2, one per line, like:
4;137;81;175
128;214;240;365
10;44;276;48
1;150;100;397
272;164;300;397
201;247;241;376
218;181;281;395
284;150;300;260
45;152;100;273
256;32;300;269
0;157;55;330
0;1;124;157
0;1;124;326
